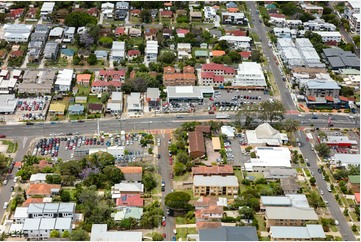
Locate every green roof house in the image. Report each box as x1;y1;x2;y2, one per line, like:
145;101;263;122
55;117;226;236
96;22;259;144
348;175;360;193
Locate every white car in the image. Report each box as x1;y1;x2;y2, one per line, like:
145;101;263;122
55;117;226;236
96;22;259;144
13;177;19;183
320;190;324;195
3;202;8;209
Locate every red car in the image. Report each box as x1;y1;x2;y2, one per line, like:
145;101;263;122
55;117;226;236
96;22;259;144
209;97;214;101
162;221;166;227
162;233;166;238
169;159;173;165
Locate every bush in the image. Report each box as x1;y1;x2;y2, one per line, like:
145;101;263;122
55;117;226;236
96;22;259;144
148;148;153;154
221;216;237;222
250;152;256;158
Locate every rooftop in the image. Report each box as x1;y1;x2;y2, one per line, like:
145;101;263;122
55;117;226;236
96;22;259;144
193;175;239;187
265;207;318;220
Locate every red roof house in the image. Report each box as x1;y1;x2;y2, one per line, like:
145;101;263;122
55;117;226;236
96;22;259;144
114;27;125;36
116;194;144;207
161;10;173;18
239;51;252;60
7;8;24;19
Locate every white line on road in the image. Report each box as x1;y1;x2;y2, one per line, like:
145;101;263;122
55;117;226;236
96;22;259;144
23;136;27;149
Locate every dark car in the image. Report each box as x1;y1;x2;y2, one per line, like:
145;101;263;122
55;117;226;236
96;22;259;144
306;162;310;167
157;154;161;159
0;135;6;138
26;122;34;125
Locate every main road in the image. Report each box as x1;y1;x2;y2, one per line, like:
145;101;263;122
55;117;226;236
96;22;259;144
247;1;296;111
296;131;356;241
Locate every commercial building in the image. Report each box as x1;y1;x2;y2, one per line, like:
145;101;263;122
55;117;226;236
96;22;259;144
193;175;239;196
245;147;292;172
333;154;360;168
145;88;160;108
90;224;142;241
127;92;143;115
233;62;267;87
0;94;17;114
166;86;214;103
305;79;341;98
270;225;326;240
246;123;288;146
48;103;66;116
265;207;319;227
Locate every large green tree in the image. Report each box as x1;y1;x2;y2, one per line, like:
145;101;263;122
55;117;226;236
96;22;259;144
314;143;331;158
64;11;97;27
259;100;286;123
165;191;192;210
283;119;300;133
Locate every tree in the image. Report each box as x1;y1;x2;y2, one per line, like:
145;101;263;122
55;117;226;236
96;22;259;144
176;15;189;23
314;143;331;158
158;51;176;64
46;174;62;184
60;190;71;202
174;162;186;176
176;151;189;164
102;165;123;185
152;232;164;241
69;229;90;241
50;230;60;238
279;2;300;15
165;191;192;210
250;50;261;62
119;217;137;229
98;37;113;48
310;177;316;186
283;119;300;133
143;172;157;192
139;9;152;23
64;11;97;27
258;100;286;123
228;50;242;63
307;191;323;208
239;206;254;220
62;230;70;238
72;55;81;65
214;40;229;51
87;53;97;65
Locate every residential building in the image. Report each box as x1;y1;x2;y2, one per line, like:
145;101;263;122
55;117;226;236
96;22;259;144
68;104;85;115
233;62;267;87
273;27;292;38
218;36;252;50
90;224;142;241
177;43;192;59
192;165;234;176
127;92;143;114
265;207;319;227
245;147;291;172
119;167;142;182
49;27;64;39
200;63;235;86
91;70;125;93
40;2;55;19
18;70;56;94
260;194;309;210
222;12;247;25
111;182;144;195
61;49;75;61
101;2;115;19
3;24;33;42
176;28;190;38
322;48;360;70
193;175;239;196
43;42;59;60
314;31;342;42
295;38;325;68
127;49;140;61
285;20;303;29
146;88;160;108
26;184;61;197
348;175;360;193
115;194;144;208
160;10;173;18
111;207;143;221
305;79;341;98
88;103;103;114
279;47;303;67
199;226;258;241
246;123;288;146
270;225;325;240
145;28;157;41
22;217;72;240
7;8;24;20
55;69;74;92
94;50;108;60
190;11;202;21
189;130;206;159
106;91;123;114
280;177;300;194
344;1;360;20
111;41;125;63
304;19;337;31
350;13;360;33
167;86;214;103
269;13;286;27
195;205;223;222
116;1;129;10
263;168;297;180
29;173;49;184
145;40;158;62
64;27;76;42
300;3;323;15
195;197;228;210
129;27;142;37
76;74;91;86
204;6;217;22
163;66;197;86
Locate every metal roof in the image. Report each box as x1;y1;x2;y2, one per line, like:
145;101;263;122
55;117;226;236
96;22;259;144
193;175;239;187
270;225;325;239
265;207;318;220
199;226;258;241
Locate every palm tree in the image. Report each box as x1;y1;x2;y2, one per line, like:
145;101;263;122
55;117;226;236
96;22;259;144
283;119;300;133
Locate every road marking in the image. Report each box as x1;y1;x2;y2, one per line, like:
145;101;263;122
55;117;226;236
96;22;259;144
23;136;27;149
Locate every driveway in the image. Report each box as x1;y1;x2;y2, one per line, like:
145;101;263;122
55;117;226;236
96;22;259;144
214;15;221;28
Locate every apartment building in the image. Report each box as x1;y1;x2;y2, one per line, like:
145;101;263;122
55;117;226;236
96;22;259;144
313;31;342;43
218;36;251;50
145;40;158;62
193;175;239;196
199;63;235;86
233;62;267;87
163;65;196;86
265;207;318;227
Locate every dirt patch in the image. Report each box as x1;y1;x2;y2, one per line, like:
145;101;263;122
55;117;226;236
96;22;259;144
205;139;219;164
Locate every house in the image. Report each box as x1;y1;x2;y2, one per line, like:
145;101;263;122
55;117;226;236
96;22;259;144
209;29;222;38
176;28;190;38
322;48;360;70
263;168;297;180
119;166;142;182
76;74;91;86
265;207;318;227
300;3;323;15
190;11;202;21
127;92;143;114
304;19;336;31
239;51;252;60
116;1;129;10
48;103;66;116
29;173;49;184
43;42;59;60
114;27;125;37
348;175;360;193
111;207;143;221
193;175;239;196
145;28;157;41
64;27;76;42
163;28;173;39
55;69;74;92
3;24;33;42
88;103;103;114
111;41;126;63
114;9;128;20
280;177;300;194
177;43;192;59
127;50;141;61
111;182;144;195
49;27;64;39
195;196;228;210
211;50;226;57
160;10;173;18
87;7;99;17
146;88;160;108
219;36;251;50
26;7;38;21
176;9;187;16
106;92;123;114
167;86;214;103
222;12;247;25
192;165;234;176
26;184;61;198
90;224;142;241
194;50;209;59
21;217;72;240
129;27;142;37
101;2;115;11
75;96;87;104
195;205;223;221
60;49;75;59
196;221;222;231
40;2;55;20
246;123;287;146
245;147;292;172
94;50;108;60
145;41;158;62
199;226;258;241
204;6;217;22
7;8;24;20
68;104;85;115
116;194;144;208
131;9;141;17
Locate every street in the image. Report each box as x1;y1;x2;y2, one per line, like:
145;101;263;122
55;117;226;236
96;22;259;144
296;131;356;241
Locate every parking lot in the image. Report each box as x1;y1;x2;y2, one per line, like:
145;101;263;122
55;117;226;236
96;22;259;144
8;96;51;122
30;132;153;164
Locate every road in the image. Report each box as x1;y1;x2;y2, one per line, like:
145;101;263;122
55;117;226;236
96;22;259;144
0;137;31;223
157;133;175;240
246;1;296;111
296;131;356;241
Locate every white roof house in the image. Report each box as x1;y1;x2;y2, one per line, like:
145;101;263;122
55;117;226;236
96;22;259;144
218;36;252;50
246;123;287;146
3;24;33;42
204;6;217;21
313;31;342;42
246;147;292;172
111;41;125;62
49;27;64;38
270;225;326;240
40;2;55;17
193;175;239;187
91;224;142;241
55;69;74;92
233;62;267;87
261;194;309;208
29;173;50;183
221;126;236;138
145;40;158;62
111;182;144;194
101;2;115;10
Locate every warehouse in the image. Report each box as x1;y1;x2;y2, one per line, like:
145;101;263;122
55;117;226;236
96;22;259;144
166;86;214;103
0;94;18;114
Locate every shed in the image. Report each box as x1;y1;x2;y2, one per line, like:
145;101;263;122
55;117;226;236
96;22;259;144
48;103;65;116
212;137;221;151
75;96;87;103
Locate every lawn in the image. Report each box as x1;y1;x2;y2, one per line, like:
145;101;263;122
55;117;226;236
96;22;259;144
304;168;311;177
255;214;266;232
128;37;144;47
176;216;186;224
77;85;91;96
62;188;77;201
247;172;264;179
2;140;18;153
88;95;103;104
350;211;359;221
330;225;338;232
176;228;197;239
130;16;141;24
173;172;190;182
27;62;39;68
69;114;86;121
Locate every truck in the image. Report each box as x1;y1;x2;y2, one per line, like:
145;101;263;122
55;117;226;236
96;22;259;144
216;113;230;119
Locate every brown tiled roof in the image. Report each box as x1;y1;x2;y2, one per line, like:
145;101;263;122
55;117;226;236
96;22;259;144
26;184;61;196
88;103;103;111
195;205;224;218
195;196;218;207
307;95;316;101
192;165;234;176
212;50;226;57
195;125;211;133
325;96;334;102
34;160;52;169
22;198;44;207
164;66;176;74
339;96;349;102
188;131;205;156
183;65;194;73
119;166;143;174
196;222;222;231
